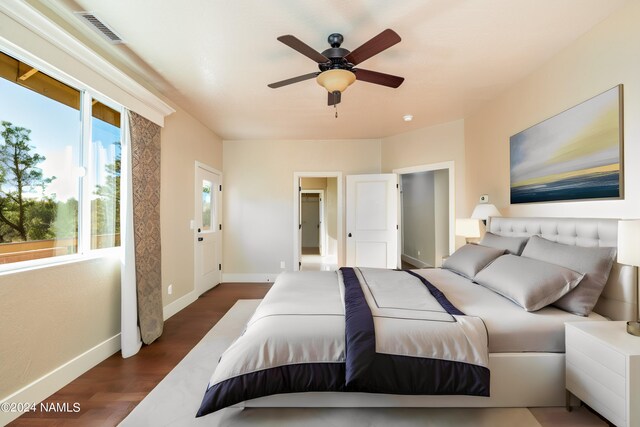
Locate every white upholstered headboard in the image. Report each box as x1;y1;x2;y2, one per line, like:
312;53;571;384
486;217;638;321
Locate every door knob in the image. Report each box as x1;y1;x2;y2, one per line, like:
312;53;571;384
197;228;201;233
348;233;352;237
198;237;204;242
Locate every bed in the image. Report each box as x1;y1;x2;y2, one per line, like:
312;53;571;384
197;217;638;417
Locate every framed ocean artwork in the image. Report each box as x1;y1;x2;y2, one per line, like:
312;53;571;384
510;85;623;204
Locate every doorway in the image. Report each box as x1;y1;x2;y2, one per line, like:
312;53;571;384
301;191;324;256
194;162;222;295
293;173;342;271
394;162;455;269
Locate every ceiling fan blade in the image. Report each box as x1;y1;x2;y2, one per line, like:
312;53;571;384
354;68;404;88
277;35;330;64
268;72;319;89
327;91;341;106
344;29;401;65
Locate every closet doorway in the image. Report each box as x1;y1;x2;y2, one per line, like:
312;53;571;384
394;162;455;269
293;173;342;272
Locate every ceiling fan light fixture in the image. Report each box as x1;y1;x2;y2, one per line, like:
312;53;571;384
316;69;356;93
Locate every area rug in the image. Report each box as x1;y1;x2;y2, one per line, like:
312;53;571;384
119;300;541;427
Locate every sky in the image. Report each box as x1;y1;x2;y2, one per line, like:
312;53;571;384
509;86;620;187
0;77;120;201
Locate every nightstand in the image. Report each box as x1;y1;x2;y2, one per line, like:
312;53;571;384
565;321;640;427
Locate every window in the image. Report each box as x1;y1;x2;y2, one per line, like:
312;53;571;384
90;100;121;249
201;179;213;231
0;51;121;267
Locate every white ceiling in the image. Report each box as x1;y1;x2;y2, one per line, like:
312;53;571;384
44;0;626;140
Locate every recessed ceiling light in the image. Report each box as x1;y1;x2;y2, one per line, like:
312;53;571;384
403;114;413;122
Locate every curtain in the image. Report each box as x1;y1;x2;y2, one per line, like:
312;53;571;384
120;110;142;357
129;110;163;344
121;110;163;356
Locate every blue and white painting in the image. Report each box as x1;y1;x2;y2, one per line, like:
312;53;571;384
510;86;622;204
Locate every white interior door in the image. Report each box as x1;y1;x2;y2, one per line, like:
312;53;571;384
195;164;222;295
346;174;398;268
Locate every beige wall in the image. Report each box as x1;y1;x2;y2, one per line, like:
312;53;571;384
161;108;223;303
0;255;120;398
223;139;381;275
301;178;327;190
465;2;640;219
381;119;467;218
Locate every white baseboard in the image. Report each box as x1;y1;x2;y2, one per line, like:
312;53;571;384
401;254;432;269
162;279;274;321
222;273;280;283
0;334;121;425
163;290;197;321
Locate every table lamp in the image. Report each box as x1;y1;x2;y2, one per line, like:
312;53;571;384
456;218;483;244
618;219;640;336
471;203;501;225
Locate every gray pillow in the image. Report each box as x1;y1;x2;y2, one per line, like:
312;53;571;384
442;244;505;280
479;232;530;255
521;236;616;316
474;254;584;312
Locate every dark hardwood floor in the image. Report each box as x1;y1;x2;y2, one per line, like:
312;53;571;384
9;283;270;427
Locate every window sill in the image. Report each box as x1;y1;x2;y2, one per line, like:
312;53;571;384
0;247;121;277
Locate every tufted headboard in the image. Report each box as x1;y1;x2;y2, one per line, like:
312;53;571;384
486;216;637;321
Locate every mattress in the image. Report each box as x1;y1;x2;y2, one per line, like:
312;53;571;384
413;268;605;353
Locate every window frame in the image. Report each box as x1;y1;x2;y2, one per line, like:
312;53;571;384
0;43;124;275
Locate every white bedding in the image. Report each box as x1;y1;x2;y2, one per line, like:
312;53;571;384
413;268;605;353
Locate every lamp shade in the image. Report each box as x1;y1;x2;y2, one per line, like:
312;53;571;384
471;203;501;221
456;218;482;238
618;220;640;266
316;69;356;93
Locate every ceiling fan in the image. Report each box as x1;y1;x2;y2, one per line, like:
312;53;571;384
268;29;405;108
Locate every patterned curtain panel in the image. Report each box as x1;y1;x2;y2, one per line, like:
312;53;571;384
128;111;163;344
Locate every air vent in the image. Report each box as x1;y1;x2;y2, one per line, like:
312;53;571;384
75;12;124;44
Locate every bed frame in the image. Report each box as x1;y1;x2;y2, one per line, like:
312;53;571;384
241;217;638;409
